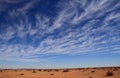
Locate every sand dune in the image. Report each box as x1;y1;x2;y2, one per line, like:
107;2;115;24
0;67;120;78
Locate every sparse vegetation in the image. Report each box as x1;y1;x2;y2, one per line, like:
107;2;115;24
38;69;41;71
50;73;54;75
54;69;59;72
114;67;118;71
91;71;95;73
32;70;36;73
102;68;105;70
43;69;47;71
78;68;82;70
105;71;113;76
43;69;52;72
14;69;17;72
93;68;96;69
0;67;119;78
20;73;24;75
47;70;52;72
63;69;69;72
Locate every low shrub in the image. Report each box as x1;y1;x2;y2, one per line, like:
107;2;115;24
32;70;36;73
47;70;51;72
43;69;47;71
20;73;24;75
106;71;113;76
54;69;59;72
50;73;54;75
89;76;92;78
63;69;69;72
114;68;118;71
91;71;95;73
38;69;41;71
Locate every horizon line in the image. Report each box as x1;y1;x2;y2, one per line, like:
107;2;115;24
0;66;120;70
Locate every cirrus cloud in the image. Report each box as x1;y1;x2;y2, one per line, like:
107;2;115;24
0;0;120;62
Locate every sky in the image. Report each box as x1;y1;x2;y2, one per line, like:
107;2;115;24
0;0;120;69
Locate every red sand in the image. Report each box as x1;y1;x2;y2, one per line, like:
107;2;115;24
0;67;120;78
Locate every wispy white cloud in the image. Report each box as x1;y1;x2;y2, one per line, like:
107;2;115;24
17;0;39;14
0;0;120;62
0;25;16;40
105;12;120;22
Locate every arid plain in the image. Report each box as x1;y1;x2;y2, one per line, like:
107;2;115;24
0;67;120;78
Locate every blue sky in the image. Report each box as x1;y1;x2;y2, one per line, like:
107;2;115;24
0;0;120;68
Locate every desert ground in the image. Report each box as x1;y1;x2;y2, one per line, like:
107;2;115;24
0;67;120;78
